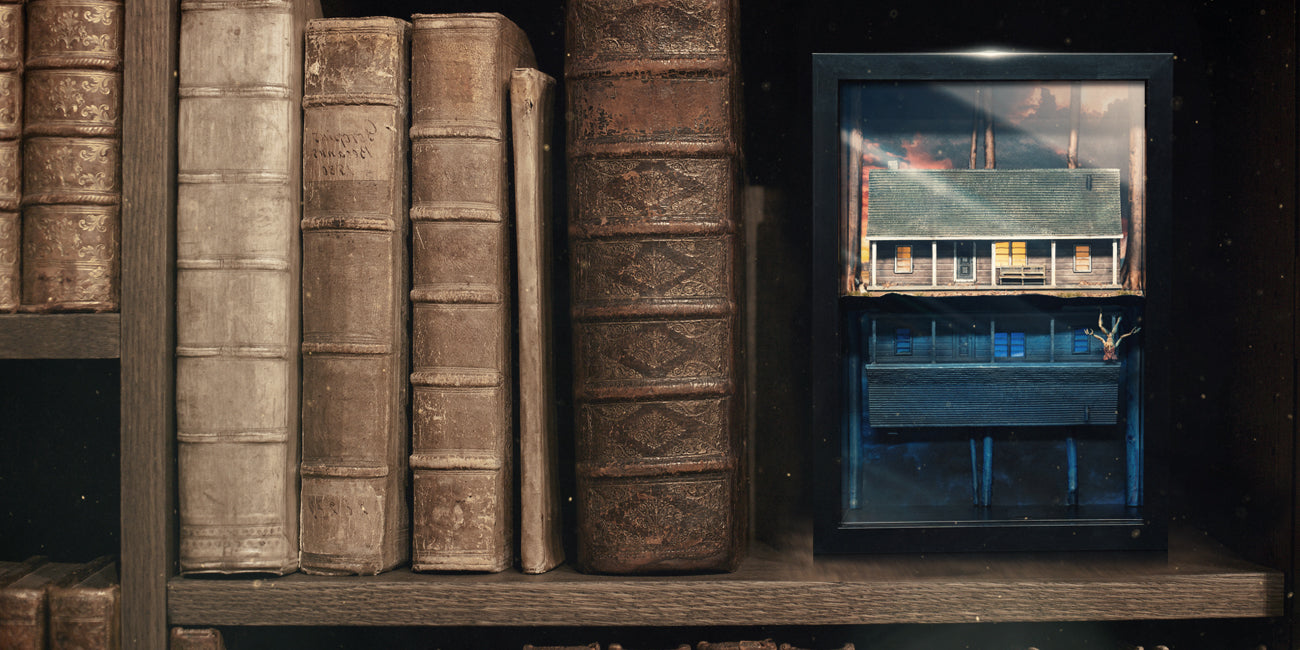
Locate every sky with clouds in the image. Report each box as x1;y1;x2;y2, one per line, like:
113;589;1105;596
843;81;1143;173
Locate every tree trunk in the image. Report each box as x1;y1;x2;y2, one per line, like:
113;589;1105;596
1067;82;1081;169
1125;84;1145;293
983;85;995;169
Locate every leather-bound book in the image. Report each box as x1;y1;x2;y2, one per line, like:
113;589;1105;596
21;0;122;312
0;558;105;650
176;0;319;574
299;15;411;576
408;12;534;573
0;0;19;312
511;67;564;574
565;0;747;573
48;557;119;650
169;628;226;650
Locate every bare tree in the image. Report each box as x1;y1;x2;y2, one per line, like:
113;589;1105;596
1086;312;1140;361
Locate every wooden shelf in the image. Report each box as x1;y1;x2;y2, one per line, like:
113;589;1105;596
0;313;120;358
167;525;1282;627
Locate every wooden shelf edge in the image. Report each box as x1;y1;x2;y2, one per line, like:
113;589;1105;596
167;526;1283;627
0;313;121;359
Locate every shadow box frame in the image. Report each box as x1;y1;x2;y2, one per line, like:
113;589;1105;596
810;52;1173;554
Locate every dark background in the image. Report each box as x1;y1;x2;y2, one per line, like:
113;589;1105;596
2;0;1294;647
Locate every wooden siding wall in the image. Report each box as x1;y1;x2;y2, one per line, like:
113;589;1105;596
870;240;1118;288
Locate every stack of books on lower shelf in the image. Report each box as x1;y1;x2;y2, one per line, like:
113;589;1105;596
0;556;119;650
174;0;744;579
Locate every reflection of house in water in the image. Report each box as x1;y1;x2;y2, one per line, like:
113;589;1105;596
862;312;1127;428
863;169;1123;290
852;309;1142;509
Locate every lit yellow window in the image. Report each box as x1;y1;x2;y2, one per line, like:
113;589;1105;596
1074;245;1092;272
895;245;912;274
995;241;1025;267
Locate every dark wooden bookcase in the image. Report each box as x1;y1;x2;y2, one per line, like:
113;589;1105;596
1;0;1288;647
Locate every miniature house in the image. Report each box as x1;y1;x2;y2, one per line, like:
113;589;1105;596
862;169;1124;290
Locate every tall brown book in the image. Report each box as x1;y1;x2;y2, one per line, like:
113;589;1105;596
175;0;319;574
48;557;119;650
510;67;564;574
565;0;746;573
408;12;534;573
21;0;122;312
0;0;20;312
299;15;411;576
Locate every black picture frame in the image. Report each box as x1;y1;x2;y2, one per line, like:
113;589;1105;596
811;53;1172;554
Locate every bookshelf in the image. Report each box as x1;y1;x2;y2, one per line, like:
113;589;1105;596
84;0;1300;647
0;314;119;358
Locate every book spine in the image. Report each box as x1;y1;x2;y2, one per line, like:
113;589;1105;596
565;0;746;573
20;0;121;312
299;16;411;576
511;67;564;574
175;0;310;574
48;588;120;650
408;12;534;572
169;628;227;650
0;0;18;312
0;588;46;650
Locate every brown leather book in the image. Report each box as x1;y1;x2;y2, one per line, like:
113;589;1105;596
0;0;19;312
511;67;564;574
565;0;747;573
0;558;102;650
20;0;121;312
169;627;226;650
408;12;534;573
48;556;119;650
299;16;411;576
175;0;319;575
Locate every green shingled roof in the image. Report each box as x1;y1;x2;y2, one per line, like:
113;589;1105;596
864;169;1123;239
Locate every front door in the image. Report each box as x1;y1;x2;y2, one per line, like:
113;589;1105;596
955;241;974;281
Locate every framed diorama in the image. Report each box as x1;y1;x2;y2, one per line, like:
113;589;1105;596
811;53;1172;553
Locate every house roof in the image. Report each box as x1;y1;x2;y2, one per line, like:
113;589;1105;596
864;168;1123;239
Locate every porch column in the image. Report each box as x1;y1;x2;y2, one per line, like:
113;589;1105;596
1112;239;1118;286
931;241;938;287
990;242;997;287
1050;240;1057;286
870;241;878;288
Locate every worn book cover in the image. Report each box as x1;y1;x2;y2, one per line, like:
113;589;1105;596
176;0;319;574
408;12;534;573
0;0;19;312
48;556;119;650
565;0;747;573
299;15;412;576
169;627;226;650
0;558;106;650
21;0;122;312
511;67;564;574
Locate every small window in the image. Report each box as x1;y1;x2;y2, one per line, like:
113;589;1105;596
994;241;1026;267
894;245;913;274
894;328;912;356
1073;328;1091;354
994;331;1025;358
1074;245;1092;273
